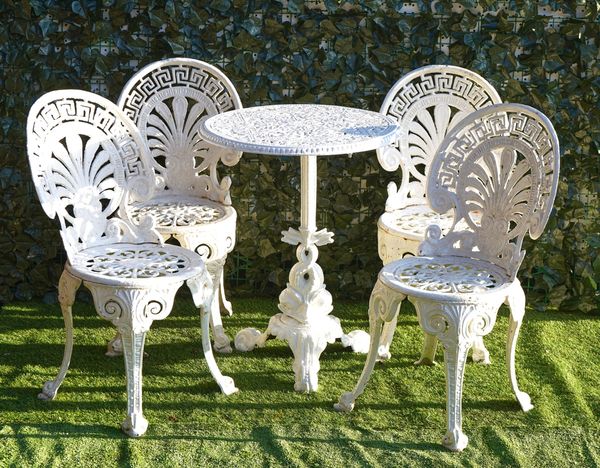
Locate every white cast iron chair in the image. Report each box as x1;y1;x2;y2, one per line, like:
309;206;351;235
376;65;502;364
116;58;243;354
27;90;238;438
336;103;560;451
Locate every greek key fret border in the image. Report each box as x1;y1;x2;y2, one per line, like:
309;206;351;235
121;64;236;123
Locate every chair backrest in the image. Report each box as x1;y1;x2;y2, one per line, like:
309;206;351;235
377;65;502;212
420;103;560;279
118;58;243;205
27;90;158;262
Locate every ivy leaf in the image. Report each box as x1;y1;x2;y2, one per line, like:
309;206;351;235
38;16;55;37
71;1;85;17
165;37;185;55
241;18;262;36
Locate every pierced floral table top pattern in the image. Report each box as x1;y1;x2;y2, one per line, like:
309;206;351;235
200;104;400;156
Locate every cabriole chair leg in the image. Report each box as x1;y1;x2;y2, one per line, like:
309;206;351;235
335;280;403;412
120;327;149;437
506;282;533;412
38;269;81;401
219;268;234;317
207;261;232;354
200;302;238;395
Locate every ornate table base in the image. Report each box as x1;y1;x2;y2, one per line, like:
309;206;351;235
237;155;348;391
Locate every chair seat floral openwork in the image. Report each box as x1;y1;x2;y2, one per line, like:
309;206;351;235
336;103;560;451
27;90;237;437
376;65;503;365
116;58;243;354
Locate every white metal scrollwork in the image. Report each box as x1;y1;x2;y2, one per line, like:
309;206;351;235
377;65;502;210
119;58;243;205
27;90;235;438
375;66;501;363
423;104;560;278
338;103;560;451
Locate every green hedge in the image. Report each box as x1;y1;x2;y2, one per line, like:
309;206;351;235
1;1;598;312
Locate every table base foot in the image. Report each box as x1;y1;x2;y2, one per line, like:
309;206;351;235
266;313;343;392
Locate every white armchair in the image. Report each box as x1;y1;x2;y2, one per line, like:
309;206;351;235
27;90;237;437
336;103;560;451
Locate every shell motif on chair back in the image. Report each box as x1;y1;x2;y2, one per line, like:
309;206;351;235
118;58;242;205
27;90;158;260
376;66;502;266
421;103;560;280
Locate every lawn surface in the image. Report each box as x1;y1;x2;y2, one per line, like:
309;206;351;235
1;295;600;466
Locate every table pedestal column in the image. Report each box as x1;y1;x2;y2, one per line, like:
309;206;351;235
238;155;343;392
271;155;343;391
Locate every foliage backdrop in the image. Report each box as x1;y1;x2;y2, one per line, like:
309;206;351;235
0;0;598;312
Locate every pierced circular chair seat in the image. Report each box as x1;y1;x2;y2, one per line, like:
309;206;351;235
130;195;231;228
130;195;236;257
67;243;206;287
379;206;479;242
379;256;512;300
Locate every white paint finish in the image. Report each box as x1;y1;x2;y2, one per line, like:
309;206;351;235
200;104;399;156
118;58;245;352
202;104;400;391
336;103;559;451
28;90;235;437
375;66;502;364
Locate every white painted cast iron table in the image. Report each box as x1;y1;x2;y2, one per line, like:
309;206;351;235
200;104;399;392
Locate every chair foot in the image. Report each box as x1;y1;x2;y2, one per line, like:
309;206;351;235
442;429;469;452
334;392;356;412
414;332;438;366
38;381;59;400
413;356;437;366
471;336;491;364
216;375;239;396
516;390;534;412
121;414;149;438
105;332;123;357
377;348;392;361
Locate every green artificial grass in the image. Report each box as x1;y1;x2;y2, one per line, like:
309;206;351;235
1;294;600;466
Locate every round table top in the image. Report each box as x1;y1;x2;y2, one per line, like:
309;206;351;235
199;104;400;156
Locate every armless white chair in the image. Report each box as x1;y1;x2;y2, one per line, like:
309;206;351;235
376;65;502;364
117;58;243;354
27;90;237;437
336;103;560;451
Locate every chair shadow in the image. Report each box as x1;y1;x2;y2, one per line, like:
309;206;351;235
0;422;445;455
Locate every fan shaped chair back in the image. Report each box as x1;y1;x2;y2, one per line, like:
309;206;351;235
118;58;243;205
420;103;560;279
27;90;156;262
378;65;502;212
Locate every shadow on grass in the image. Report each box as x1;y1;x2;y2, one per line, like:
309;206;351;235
0;422;446;455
